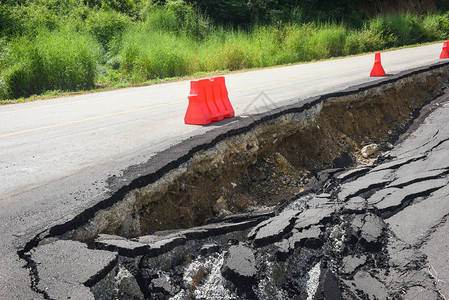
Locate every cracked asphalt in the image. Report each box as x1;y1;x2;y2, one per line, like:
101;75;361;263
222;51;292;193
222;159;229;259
44;91;449;299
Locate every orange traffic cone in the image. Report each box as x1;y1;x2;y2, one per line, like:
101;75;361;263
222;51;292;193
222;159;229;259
370;52;386;77
440;41;449;59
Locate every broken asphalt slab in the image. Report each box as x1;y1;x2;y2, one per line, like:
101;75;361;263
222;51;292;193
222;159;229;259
28;240;117;300
96;218;267;257
386;184;449;246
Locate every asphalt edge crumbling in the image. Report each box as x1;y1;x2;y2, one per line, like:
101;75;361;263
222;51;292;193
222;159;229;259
46;60;449;239
16;60;449;298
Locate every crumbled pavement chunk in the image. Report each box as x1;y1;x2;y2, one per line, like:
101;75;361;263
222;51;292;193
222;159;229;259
314;267;342;300
386;169;448;188
307;195;335;209
350;214;365;230
367;187;401;205
360;214;385;245
375;178;447;213
422;219;449;298
221;243;257;283
340;255;367;275
344;271;388;300
96;235;148;257
115;266;144;299
387;238;427;272
151;275;176;295
248;210;299;247
337;169;394;201
275;226;323;259
347;213;385;249
369;154;426;173
137;233;187;256
343;196;366;212
294;207;334;230
30;240;118;300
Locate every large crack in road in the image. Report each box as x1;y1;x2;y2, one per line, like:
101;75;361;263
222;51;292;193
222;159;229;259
18;63;449;299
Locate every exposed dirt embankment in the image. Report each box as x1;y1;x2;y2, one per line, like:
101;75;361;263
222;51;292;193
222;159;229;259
67;63;449;243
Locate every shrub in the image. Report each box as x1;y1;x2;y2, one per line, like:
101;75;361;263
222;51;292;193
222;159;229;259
387;14;425;45
344;26;386;55
142;1;212;40
7;3;60;37
429;12;449;36
249;25;289;66
368;14;430;47
0;54;43;100
422;14;446;41
0;4;18;37
33;0;83;15
0;29;101;99
440;12;449;34
144;7;180;32
85;8;130;47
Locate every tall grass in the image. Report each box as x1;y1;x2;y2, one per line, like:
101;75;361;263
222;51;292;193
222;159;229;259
1;0;449;100
85;9;130;47
118;27;195;81
114;21;361;80
142;4;212;40
0;28;102;99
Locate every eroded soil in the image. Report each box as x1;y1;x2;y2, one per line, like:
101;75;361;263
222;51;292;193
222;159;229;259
69;65;449;242
21;63;449;299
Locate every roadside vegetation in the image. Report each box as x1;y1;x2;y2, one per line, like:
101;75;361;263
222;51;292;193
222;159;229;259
0;0;448;101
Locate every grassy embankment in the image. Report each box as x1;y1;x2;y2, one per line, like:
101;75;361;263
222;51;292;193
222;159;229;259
0;0;448;102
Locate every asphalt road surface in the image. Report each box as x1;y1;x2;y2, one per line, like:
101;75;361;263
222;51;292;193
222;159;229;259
0;43;446;299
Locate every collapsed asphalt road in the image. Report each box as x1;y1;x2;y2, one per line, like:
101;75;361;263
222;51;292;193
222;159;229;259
2;45;449;299
25;84;449;298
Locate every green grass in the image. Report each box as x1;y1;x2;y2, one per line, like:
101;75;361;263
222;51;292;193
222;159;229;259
0;28;102;99
1;0;449;102
118;27;195;81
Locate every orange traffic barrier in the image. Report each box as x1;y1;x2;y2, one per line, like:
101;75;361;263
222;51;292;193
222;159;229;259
370;52;386;77
184;76;234;125
440;41;449;59
211;76;234;118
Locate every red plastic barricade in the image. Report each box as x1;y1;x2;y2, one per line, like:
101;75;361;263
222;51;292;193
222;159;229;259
440;41;449;59
211;76;234;118
370;52;386;77
184;76;234;125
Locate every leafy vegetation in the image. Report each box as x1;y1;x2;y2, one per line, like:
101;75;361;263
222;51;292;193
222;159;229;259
0;0;448;100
